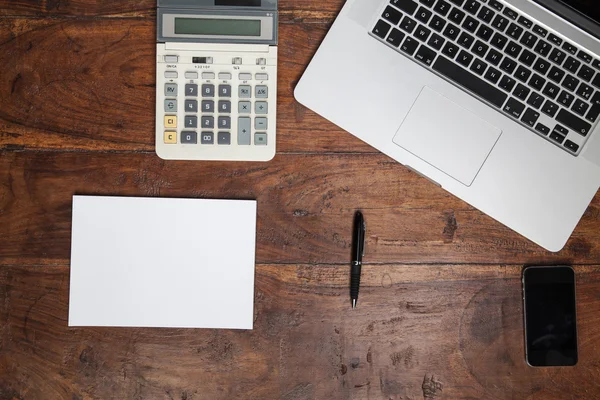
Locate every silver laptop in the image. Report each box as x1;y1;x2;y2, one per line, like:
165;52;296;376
295;0;600;251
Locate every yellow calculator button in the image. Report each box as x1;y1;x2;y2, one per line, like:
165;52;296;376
164;131;177;144
165;115;177;128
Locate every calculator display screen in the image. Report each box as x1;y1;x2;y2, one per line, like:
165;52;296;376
174;18;262;36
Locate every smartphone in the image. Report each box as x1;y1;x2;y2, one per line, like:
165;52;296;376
523;266;578;367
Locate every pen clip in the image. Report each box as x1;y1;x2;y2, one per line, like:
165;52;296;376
361;219;366;257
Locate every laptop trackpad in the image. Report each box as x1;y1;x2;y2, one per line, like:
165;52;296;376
393;86;502;186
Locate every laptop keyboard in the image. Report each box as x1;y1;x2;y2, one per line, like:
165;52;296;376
371;0;600;155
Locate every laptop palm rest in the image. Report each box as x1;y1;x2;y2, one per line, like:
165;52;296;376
393;86;502;187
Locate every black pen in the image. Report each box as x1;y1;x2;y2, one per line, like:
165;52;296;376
350;211;366;309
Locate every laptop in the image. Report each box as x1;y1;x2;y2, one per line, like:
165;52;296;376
295;0;600;251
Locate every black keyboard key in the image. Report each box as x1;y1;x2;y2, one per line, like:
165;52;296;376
529;74;546;91
449;7;466;24
401;36;419;55
558;90;575;107
503;7;518;20
555;124;569;136
532;24;548;37
420;0;435;6
533;58;550;75
484;66;502;84
542;100;559;117
506;23;524;40
383;6;404;24
443;23;460;40
592;92;600;105
477;6;495;23
458;32;475;49
564;56;581;73
543;82;560;99
492;15;510;32
470;58;488;75
548;33;562;46
373;20;392;39
548;66;565;83
415;25;432;41
503;97;526;118
534;40;552;57
592;74;600;89
557;108;592;136
499;75;516;92
550;131;566;144
562;75;580;91
457;50;474;67
577;65;595;82
521;108;540;126
491;33;509;50
564;140;579;153
518;16;533;29
427;32;446;50
473;40;489;57
488;0;503;12
562;42;577;55
434;0;452;16
514;83;530;100
400;16;418;33
549;48;567;65
432;55;509;107
593;59;600;70
586;104;600;122
500;57;517;74
462;15;479;32
578;50;593;64
520;32;537;49
442;42;460;58
415;44;437;65
572;99;589;116
527;92;544;109
429;15;447;31
576;82;594;100
519;49;536;67
476;24;493;41
416;6;433;23
515;66;532;82
486;48;503;66
536;123;550;135
463;0;480;14
392;0;418;15
386;28;406;47
505;41;522;57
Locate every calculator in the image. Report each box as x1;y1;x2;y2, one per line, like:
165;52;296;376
156;0;278;161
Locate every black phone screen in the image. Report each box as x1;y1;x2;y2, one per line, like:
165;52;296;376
523;266;578;367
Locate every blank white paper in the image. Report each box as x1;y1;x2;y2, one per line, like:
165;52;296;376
68;196;257;329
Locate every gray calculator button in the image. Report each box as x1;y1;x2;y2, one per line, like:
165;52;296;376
165;83;177;96
238;101;251;113
256;58;267;66
255;133;268;145
218;116;231;129
181;131;197;144
164;55;178;63
219;85;232;97
164;99;177;112
201;132;214;144
239;85;251;98
255;86;268;98
201;116;214;128
202;72;215;79
202;100;214;113
255;102;268;114
256;73;269;81
219;73;232;80
239;73;252;80
238;117;251;145
164;71;178;79
185;116;198;128
185;84;198;96
219;100;231;113
185;100;198;112
185;71;199;80
255;117;268;130
202;84;215;97
218;132;231;145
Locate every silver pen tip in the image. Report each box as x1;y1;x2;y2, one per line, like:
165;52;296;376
352;299;357;309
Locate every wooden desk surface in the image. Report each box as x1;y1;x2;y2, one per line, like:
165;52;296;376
1;1;600;399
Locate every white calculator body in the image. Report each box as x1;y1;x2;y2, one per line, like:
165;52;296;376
156;0;278;161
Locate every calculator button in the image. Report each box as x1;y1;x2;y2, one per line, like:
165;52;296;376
239;73;253;81
256;73;269;80
239;101;251;113
257;58;267;65
218;116;231;129
164;55;178;63
219;100;231;113
256;86;268;98
255;102;268;114
233;57;243;65
202;100;214;113
201;132;214;144
164;131;177;144
202;72;215;79
164;71;178;79
239;86;252;98
181;131;198;144
185;84;198;96
238;117;251;145
185;72;199;79
255;133;268;145
164;99;177;112
218;132;231;145
164;115;177;128
165;83;177;96
219;85;232;97
202;84;215;97
185;100;198;112
201;116;214;128
255;117;268;130
185;116;198;128
219;73;232;80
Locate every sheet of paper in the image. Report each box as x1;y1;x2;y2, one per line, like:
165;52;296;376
68;196;257;329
